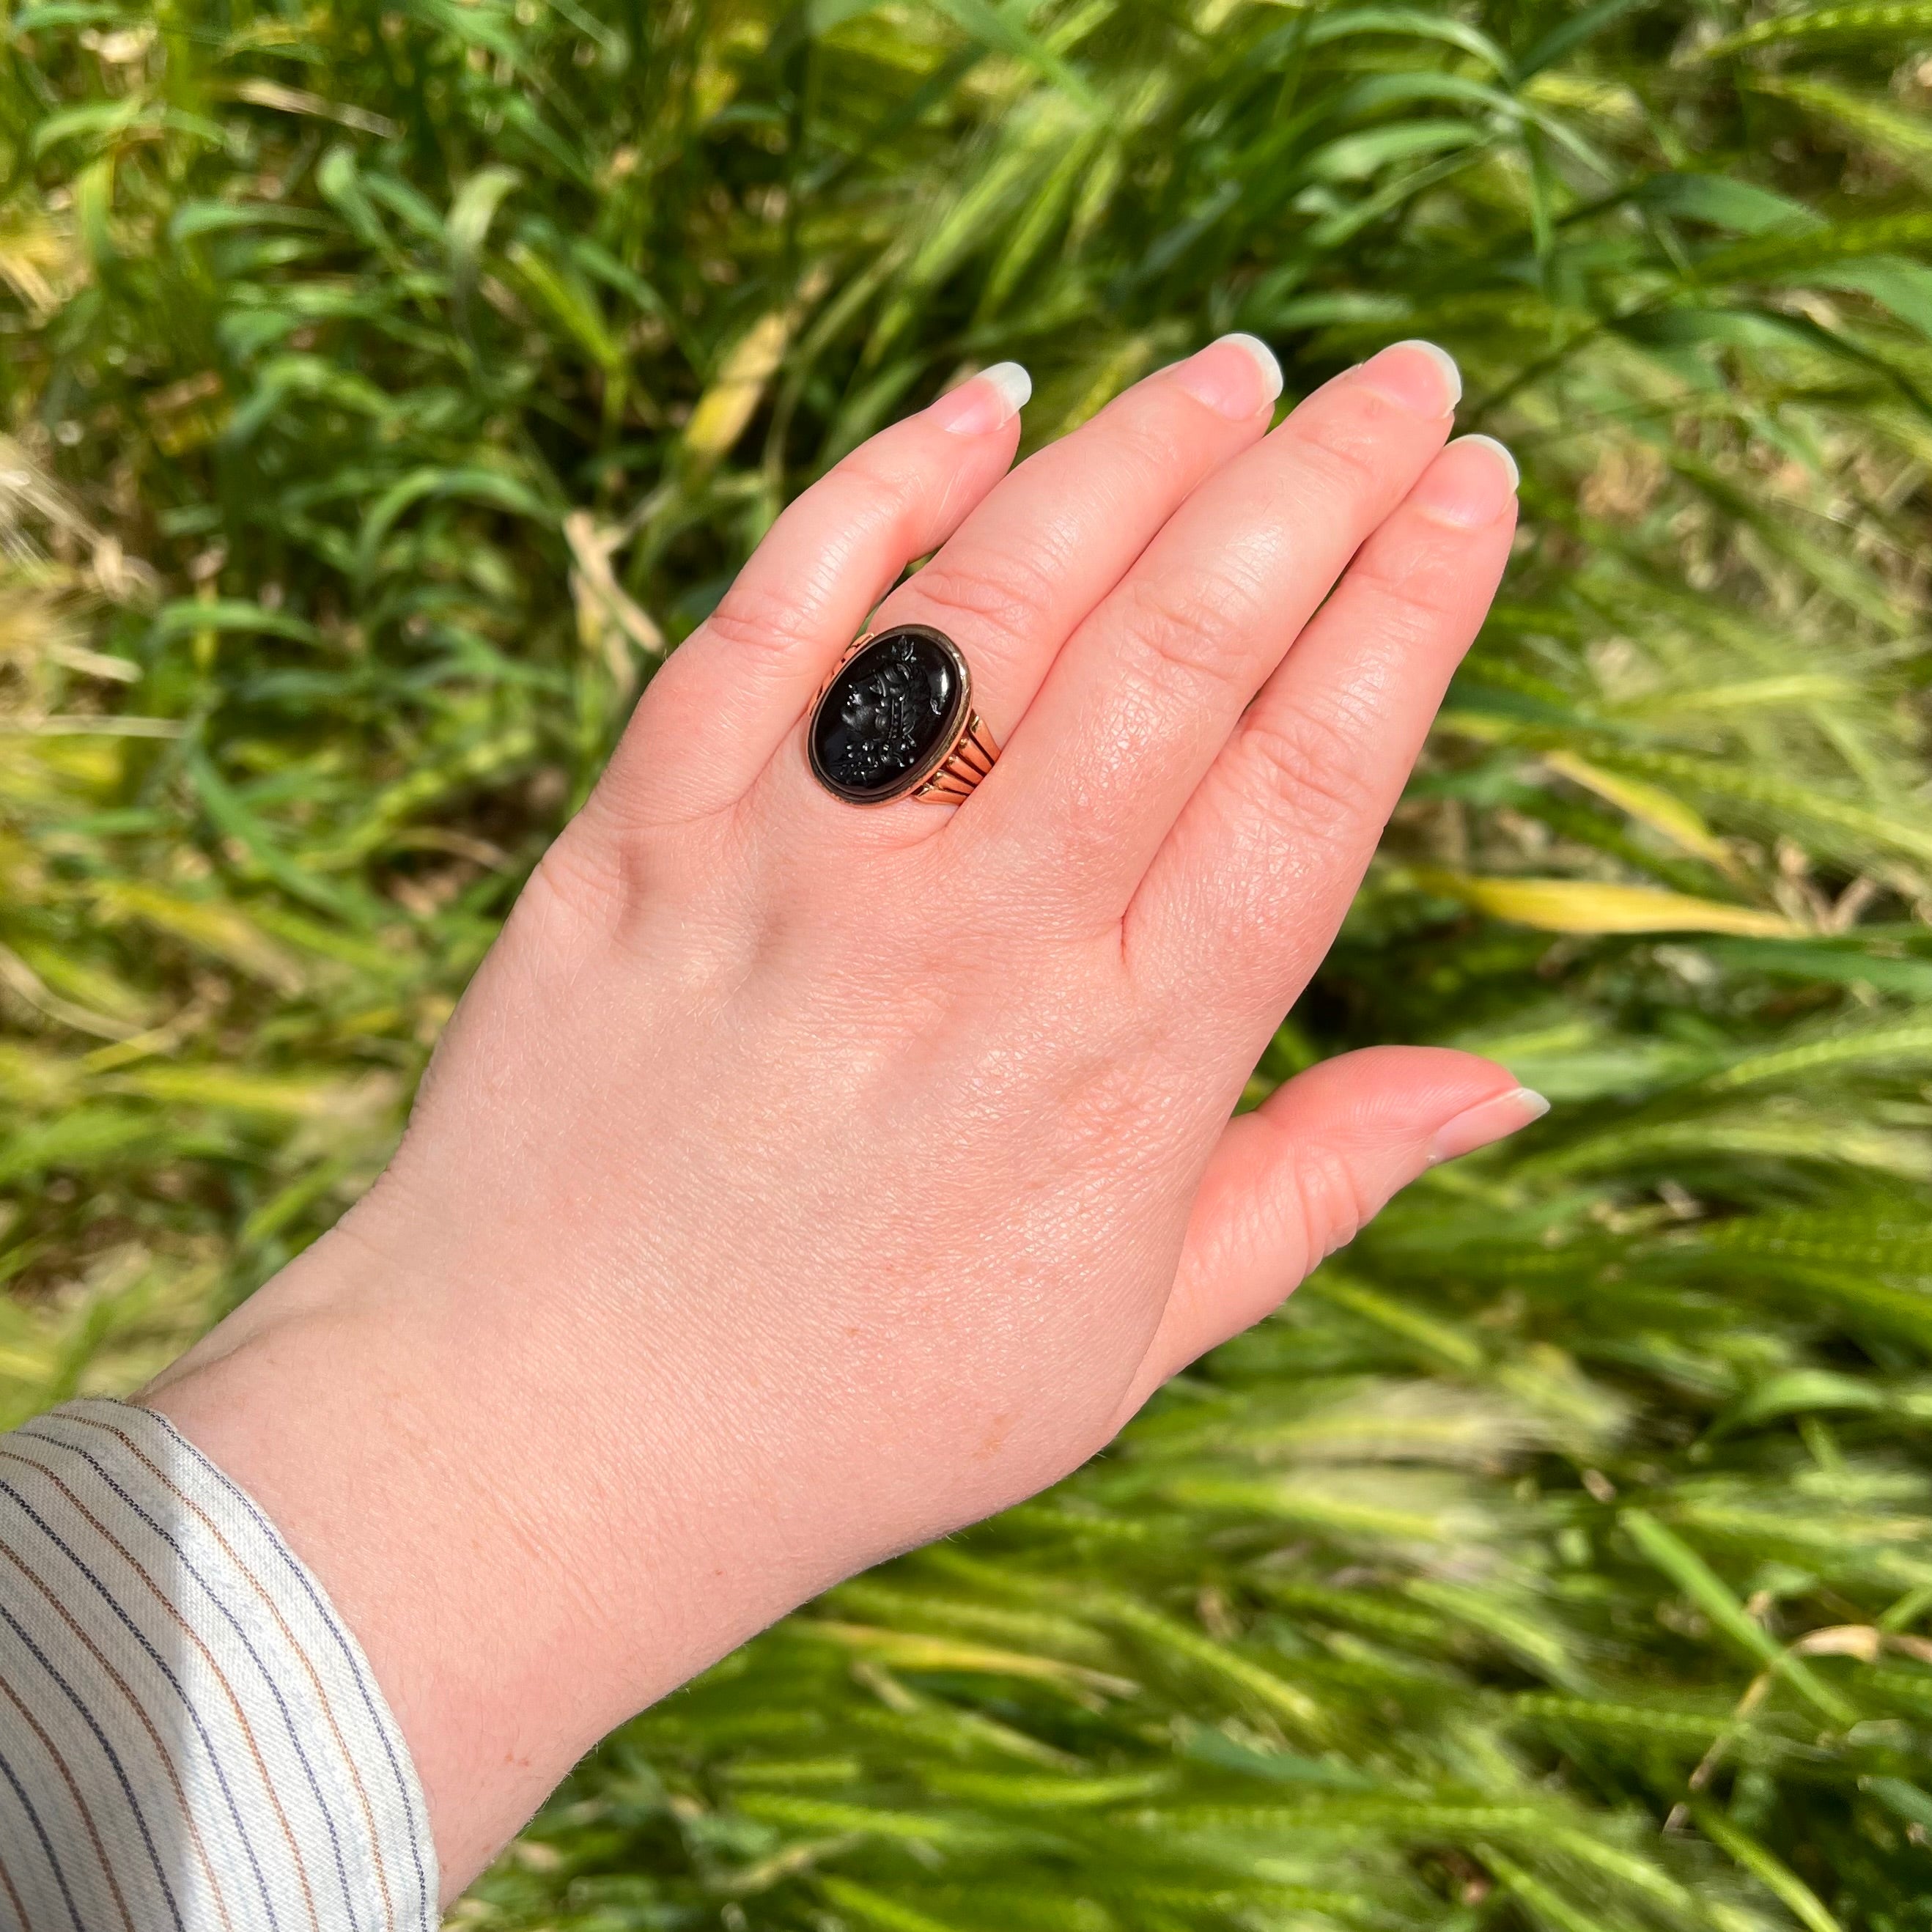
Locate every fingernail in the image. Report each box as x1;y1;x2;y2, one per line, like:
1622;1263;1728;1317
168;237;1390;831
1428;1086;1549;1165
1355;338;1461;416
929;361;1031;435
1411;434;1520;528
1173;332;1283;419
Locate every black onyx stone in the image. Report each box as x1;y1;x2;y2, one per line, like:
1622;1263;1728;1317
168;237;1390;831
808;624;969;803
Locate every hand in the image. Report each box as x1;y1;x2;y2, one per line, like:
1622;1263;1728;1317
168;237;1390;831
144;335;1536;1892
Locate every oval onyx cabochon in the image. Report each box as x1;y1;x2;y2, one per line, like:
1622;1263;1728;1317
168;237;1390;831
808;624;970;803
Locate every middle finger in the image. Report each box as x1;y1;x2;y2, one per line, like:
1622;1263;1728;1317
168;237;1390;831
962;340;1461;915
854;334;1283;749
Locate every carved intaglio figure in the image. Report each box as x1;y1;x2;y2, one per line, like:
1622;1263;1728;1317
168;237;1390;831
808;625;969;802
833;636;946;788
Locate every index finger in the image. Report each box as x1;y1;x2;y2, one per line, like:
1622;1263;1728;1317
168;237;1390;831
596;365;1030;830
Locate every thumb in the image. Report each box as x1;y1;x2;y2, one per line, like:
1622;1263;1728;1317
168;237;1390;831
1119;1047;1547;1409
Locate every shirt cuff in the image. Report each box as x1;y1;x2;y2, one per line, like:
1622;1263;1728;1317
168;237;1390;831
0;1395;438;1932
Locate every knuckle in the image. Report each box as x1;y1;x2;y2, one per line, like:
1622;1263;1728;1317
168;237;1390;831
1290;1141;1379;1261
833;440;926;526
1290;402;1390;500
1239;701;1383;844
1087;404;1201;487
704;575;827;665
899;540;1061;639
705;448;934;667
519;820;629;943
1346;542;1459;637
1111;567;1250;698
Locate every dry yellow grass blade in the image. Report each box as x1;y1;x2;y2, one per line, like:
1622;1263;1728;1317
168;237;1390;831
682;310;793;465
90;882;306;992
0;205;83;318
1541;751;1739;875
564;509;664;693
682;266;831;465
0;940;141;1041
226;77;400;140
1414;870;1804;937
97;1065;385;1120
805;1621;1139;1699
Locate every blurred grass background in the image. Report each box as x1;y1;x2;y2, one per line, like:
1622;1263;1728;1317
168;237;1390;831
6;0;1932;1925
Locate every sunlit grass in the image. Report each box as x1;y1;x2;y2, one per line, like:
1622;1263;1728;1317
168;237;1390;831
5;0;1932;1924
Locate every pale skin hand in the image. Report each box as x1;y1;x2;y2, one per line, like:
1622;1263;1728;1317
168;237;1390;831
144;335;1539;1894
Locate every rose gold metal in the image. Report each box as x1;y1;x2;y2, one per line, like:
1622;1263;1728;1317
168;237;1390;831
828;631;875;675
910;708;1000;803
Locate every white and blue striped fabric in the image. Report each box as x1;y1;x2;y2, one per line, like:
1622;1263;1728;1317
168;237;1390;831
0;1398;438;1931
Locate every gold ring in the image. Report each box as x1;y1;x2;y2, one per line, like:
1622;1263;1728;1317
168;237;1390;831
806;624;1000;805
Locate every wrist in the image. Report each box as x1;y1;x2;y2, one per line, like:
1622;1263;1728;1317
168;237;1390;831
140;1202;817;1893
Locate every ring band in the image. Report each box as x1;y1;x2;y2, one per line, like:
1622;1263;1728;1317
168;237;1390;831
806;623;1001;806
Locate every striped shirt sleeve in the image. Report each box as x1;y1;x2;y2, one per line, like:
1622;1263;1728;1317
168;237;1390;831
0;1397;438;1932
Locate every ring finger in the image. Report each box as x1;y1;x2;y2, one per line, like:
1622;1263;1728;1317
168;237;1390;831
764;333;1285;826
874;333;1284;740
965;340;1463;909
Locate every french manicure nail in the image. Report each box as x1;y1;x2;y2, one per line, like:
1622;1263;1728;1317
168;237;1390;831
1355;338;1461;416
1412;433;1520;528
1428;1086;1549;1164
929;360;1032;435
1173;332;1283;419
1456;432;1517;490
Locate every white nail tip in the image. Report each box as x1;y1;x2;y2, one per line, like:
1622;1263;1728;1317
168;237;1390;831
1220;332;1283;402
1456;432;1519;491
979;361;1032;419
1393;337;1462;410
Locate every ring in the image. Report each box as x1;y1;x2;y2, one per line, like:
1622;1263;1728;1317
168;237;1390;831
806;623;1000;805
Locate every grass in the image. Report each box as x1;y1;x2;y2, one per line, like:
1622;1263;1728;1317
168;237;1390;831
6;0;1932;1925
